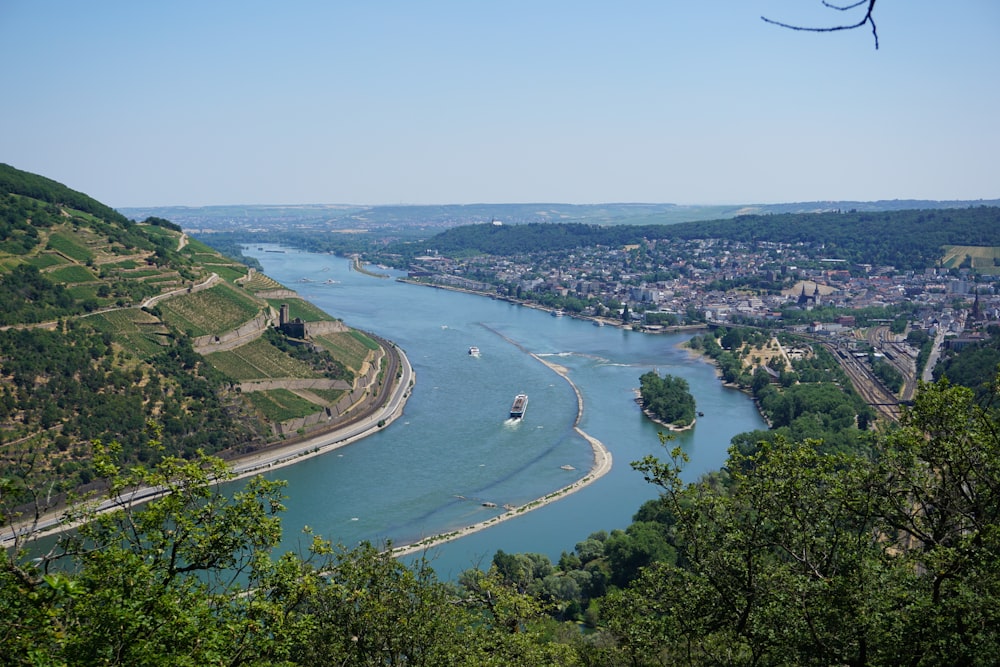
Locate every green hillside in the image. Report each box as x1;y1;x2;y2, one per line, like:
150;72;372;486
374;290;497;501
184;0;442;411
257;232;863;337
378;207;1000;271
0;165;378;502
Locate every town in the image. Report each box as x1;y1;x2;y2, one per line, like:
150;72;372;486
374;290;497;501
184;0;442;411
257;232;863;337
394;229;999;420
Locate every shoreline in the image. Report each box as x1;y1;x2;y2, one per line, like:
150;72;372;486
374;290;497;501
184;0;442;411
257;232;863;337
2;341;416;550
395;277;708;335
633;392;696;433
391;346;612;558
679;338;775;428
6;274;700;555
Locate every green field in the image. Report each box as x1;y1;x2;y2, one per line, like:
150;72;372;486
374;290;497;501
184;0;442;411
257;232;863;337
157;282;261;336
102;259;139;270
246;389;325;422
209;264;249;283
46;232;93;262
307;387;347;404
86;309;170;358
140;225;177;242
313;331;376;373
66;285;101;302
941;245;1000;275
204;336;319;380
27;253;68;270
49;264;97;284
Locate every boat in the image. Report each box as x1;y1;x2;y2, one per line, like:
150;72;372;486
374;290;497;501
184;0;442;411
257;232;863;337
509;393;528;419
468;346;480;356
552;309;564;317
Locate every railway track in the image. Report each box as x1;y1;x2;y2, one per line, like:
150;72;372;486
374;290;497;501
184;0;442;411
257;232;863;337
823;342;902;422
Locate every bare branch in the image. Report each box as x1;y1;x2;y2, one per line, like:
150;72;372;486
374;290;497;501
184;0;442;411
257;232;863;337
763;0;879;50
823;1;869;10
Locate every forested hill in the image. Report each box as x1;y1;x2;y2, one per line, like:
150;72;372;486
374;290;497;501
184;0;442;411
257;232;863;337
0;162;130;227
0;164;373;503
414;207;1000;270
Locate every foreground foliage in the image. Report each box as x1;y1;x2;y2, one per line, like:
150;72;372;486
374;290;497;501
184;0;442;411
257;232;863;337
601;378;1000;665
3;379;999;665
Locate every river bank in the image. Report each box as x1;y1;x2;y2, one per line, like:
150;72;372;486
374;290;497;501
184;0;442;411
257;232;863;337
395;277;709;334
391;349;612;558
634;392;696;433
1;339;416;550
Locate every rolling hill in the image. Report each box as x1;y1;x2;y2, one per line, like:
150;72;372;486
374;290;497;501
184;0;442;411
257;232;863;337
0;163;388;506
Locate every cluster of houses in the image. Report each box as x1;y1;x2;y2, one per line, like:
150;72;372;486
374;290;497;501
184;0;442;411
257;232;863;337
405;237;999;341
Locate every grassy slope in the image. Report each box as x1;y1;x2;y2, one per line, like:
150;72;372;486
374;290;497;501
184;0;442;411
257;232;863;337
0;165;378;503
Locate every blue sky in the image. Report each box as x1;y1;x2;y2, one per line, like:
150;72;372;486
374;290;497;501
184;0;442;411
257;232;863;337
2;1;998;208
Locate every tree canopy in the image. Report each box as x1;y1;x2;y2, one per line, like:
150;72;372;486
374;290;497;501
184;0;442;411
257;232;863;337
638;371;697;427
5;378;999;665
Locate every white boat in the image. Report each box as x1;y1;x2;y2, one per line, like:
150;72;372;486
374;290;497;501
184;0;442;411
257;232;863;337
509;393;528;419
468;346;480;356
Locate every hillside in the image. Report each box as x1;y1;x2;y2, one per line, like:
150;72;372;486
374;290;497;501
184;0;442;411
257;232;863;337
0;164;391;507
390;207;1000;271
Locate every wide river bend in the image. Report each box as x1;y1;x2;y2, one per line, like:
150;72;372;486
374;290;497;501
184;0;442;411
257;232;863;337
236;246;767;578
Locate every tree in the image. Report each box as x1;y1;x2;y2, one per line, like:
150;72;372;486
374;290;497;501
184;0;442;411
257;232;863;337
2;432;330;665
291;543;476;666
602;377;1000;665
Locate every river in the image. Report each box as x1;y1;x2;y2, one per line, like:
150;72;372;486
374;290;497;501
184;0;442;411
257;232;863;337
235;246;766;578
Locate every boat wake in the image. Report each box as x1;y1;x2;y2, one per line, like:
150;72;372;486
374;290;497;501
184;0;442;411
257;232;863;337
538;351;612;365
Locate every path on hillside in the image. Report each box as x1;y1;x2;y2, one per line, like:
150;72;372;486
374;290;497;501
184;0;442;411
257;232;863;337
140;272;219;309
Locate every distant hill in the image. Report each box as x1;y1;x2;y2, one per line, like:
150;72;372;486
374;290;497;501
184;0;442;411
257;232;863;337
0;165;386;504
119;199;1000;238
383;206;1000;272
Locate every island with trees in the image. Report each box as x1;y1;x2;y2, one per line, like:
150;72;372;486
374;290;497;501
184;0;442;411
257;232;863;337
637;371;697;430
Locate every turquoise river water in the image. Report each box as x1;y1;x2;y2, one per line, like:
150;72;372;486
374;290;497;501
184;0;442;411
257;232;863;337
232;246;766;578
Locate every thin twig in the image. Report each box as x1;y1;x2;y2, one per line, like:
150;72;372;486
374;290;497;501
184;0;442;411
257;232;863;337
762;0;879;50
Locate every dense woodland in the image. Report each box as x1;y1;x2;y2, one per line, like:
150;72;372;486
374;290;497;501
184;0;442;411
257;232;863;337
637;371;697;427
381;207;1000;271
4;164;1000;664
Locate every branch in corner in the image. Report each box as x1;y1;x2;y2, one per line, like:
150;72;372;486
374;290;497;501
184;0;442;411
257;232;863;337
762;0;879;50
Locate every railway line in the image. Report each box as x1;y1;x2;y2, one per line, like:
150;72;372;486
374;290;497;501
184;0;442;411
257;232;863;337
824;341;902;422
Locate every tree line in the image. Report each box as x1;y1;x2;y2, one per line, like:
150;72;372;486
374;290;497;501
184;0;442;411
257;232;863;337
372;207;1000;272
4;376;999;665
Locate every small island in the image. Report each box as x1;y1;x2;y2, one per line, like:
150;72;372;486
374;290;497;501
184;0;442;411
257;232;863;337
637;371;697;431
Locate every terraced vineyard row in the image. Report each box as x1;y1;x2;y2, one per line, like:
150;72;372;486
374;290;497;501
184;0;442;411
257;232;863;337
157;282;261;336
205;336;320;380
245;388;324;422
243;272;284;292
86;309;170;358
313;330;377;373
